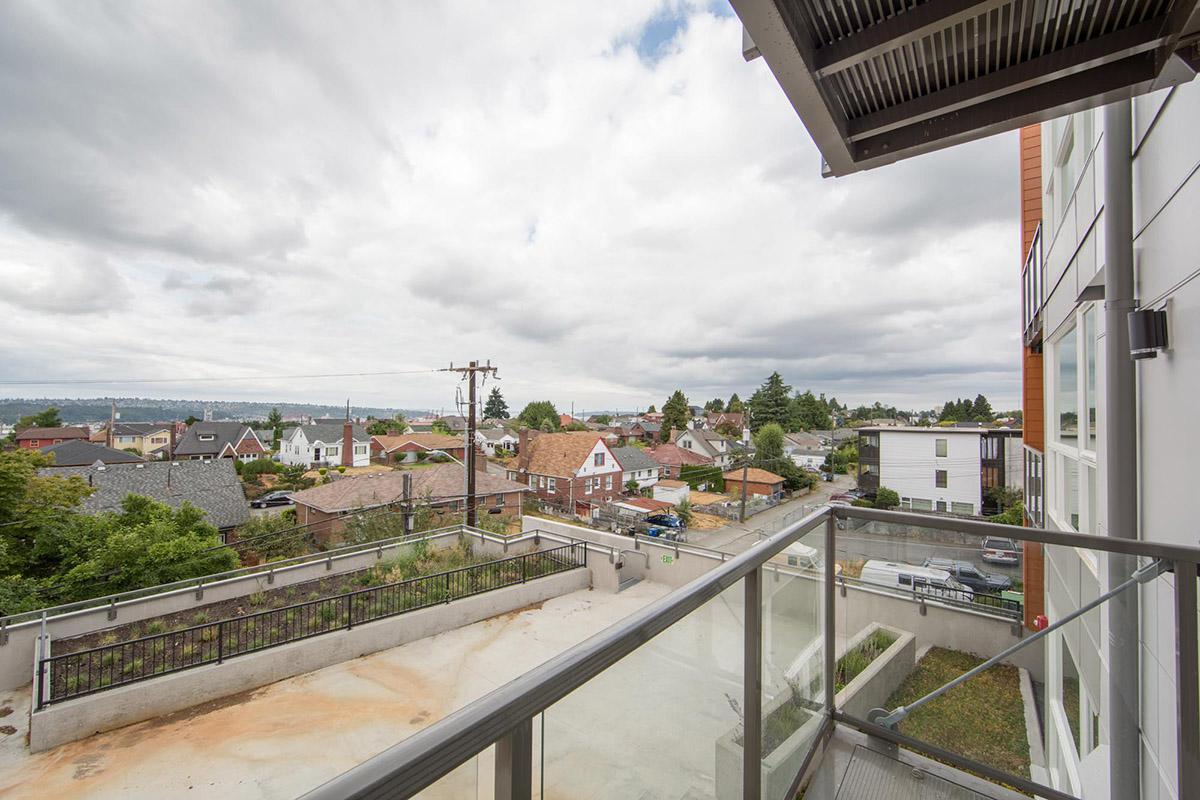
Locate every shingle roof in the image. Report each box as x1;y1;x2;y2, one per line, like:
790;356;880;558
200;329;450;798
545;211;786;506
39;440;146;466
476;428;516;441
287;464;528;513
111;422;172;436
373;432;464;452
647;444;713;467
722;467;784;484
40;460;249;529
15;426;89;442
610;446;658;473
291;423;369;444
175;422;255;457
518;432;613;476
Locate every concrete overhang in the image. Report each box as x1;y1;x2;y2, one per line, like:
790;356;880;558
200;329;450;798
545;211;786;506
731;0;1200;176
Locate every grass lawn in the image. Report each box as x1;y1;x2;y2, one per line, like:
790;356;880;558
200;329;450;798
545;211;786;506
883;647;1030;779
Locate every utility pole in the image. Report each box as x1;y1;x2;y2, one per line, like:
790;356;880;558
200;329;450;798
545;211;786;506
738;426;751;524
401;472;413;536
443;360;498;528
106;400;117;449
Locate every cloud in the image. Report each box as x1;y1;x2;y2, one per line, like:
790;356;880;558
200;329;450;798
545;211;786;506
0;0;1021;412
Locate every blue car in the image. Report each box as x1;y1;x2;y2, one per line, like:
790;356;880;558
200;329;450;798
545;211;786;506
645;514;684;529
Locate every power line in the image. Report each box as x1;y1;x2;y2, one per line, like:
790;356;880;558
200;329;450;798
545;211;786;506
0;368;442;387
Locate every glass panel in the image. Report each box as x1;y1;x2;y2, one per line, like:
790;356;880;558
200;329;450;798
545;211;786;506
762;526;827;799
1061;644;1082;755
1055;325;1078;444
1064;457;1080;531
413;749;484;799
1084;308;1097;450
540;582;746;799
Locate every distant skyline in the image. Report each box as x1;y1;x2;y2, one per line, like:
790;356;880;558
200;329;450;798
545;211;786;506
0;1;1020;413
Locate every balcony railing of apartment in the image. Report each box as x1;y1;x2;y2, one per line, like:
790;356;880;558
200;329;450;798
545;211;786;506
1022;223;1045;348
299;504;1200;800
1024;445;1045;528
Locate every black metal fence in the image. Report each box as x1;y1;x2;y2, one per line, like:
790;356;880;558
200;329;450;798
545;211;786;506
839;575;1023;620
37;543;586;708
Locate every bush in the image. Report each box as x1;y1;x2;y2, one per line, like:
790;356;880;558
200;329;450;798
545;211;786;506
242;460;281;479
337;465;347;474
318;467;328;476
851;499;873;507
874;486;900;510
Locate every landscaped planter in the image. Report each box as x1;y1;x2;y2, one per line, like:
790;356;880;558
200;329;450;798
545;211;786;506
713;622;915;799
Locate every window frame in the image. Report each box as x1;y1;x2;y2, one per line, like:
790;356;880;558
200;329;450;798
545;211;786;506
935;469;948;488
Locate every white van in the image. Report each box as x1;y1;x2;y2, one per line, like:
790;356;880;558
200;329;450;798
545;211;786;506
783;542;821;570
858;560;974;602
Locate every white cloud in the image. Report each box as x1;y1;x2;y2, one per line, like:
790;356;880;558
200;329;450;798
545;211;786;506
0;0;1020;413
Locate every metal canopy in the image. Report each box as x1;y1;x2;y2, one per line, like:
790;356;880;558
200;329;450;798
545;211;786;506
732;0;1200;175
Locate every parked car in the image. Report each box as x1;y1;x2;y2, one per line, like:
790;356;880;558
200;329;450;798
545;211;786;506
782;542;821;570
250;490;294;509
921;558;1012;594
645;514;684;529
981;536;1021;565
859;560;973;601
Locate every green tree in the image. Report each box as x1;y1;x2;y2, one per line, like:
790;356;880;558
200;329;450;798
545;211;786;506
646;404;657;414
484;387;509;420
753;423;786;465
989;499;1024;527
790;390;833;431
368;413;408;436
16;407;63;429
726;393;744;413
874;486;900;510
266;407;284;447
748;372;792;431
704;398;725;413
539;418;555;432
591;414;612;426
971;394;994;422
184;415;201;426
661;390;690;436
518;401;559;431
675;498;693;527
565;421;588;431
431;420;453;435
624;479;640;494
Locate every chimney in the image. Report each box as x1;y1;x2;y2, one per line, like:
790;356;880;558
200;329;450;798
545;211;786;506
519;428;529;459
342;411;354;468
474;444;487;472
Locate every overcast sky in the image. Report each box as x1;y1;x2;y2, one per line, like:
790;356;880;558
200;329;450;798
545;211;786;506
0;1;1021;415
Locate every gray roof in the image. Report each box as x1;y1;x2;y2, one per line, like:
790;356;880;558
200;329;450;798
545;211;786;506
289;423;370;444
175;422;255;457
111;422;172;436
39;440;146;467
611;446;659;473
477;428;516;441
39;459;249;530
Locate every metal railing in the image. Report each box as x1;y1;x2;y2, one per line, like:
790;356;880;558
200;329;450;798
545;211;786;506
1022;222;1045;345
298;504;1200;800
835;573;1023;620
36;543;586;708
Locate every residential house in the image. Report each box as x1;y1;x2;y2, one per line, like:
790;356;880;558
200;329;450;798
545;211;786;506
831;428;857;446
856;426;1022;516
722;467;785;499
102;423;175;458
14;426;89;450
705;411;745;432
278;421;371;468
39;459;249;539
436;415;468;433
611;496;674;520
647;443;713;480
652;479;690;506
289;464;528;542
506;430;623;518
674;428;736;469
557;414;579;428
175;422;267;462
371;432;471;464
610;446;660;491
39;440;145;467
630;420;662;442
783;431;830;471
474;428;519;457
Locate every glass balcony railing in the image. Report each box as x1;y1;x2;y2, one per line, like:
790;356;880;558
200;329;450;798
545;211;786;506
299;504;1200;800
1022;223;1045;347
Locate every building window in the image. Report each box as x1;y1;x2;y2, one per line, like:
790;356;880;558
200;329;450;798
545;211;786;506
594;452;604;466
539;476;546;488
585;479;593;495
935;438;947;457
935;470;948;488
354;445;367;455
935;500;947;512
950;501;973;515
1083;307;1097;451
529;475;537;489
605;475;612;490
1054;324;1078;443
548;478;556;491
1062;456;1080;531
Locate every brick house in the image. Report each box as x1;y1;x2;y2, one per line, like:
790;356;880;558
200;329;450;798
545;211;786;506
370;432;474;464
722;467;785;498
506;430;623;518
289;463;527;543
15;426;90;449
647;443;713;480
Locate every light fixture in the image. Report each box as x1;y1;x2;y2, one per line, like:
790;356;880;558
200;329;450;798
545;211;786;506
1128;308;1169;360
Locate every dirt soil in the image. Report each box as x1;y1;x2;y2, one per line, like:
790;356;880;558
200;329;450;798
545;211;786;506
687;513;727;531
688;491;732;505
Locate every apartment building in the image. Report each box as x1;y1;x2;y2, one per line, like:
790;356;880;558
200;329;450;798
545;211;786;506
857;427;1021;516
1021;83;1200;800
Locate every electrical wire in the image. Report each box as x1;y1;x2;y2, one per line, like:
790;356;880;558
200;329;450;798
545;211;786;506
0;368;442;387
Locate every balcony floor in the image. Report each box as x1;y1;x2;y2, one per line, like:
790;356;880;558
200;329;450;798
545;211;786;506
803;725;1029;800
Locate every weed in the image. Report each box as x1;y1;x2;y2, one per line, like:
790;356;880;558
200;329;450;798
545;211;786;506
192;611;210;625
249;591;267;607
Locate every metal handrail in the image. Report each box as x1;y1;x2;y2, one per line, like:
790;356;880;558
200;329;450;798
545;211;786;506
300;504;1200;800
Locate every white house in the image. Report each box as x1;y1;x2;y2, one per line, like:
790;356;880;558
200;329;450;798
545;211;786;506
475;427;518;456
857;426;1021;516
652;479;689;506
278;422;372;468
610;446;660;491
784;432;830;471
674;428;735;469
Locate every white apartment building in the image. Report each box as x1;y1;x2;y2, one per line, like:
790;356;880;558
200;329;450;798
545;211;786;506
1027;83;1200;800
857;427;1021;516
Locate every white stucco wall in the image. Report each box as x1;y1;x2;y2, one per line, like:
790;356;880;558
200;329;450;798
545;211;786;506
877;430;982;514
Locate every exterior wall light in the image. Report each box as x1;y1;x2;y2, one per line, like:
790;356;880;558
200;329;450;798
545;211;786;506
1128;308;1169;360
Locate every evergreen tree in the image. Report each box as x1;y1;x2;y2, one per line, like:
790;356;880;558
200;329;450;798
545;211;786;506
704;398;725;413
971;394;994;421
661;390;690;435
726;393;744;413
747;373;792;431
518;401;558;430
484;387;509;419
753;423;785;464
791;390;833;431
646;404;657;414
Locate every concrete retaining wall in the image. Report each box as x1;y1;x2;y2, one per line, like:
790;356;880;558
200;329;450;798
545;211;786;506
836;624;917;720
29;567;590;753
0;531;542;692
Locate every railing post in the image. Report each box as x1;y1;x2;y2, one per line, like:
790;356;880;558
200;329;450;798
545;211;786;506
494;717;533;800
743;566;762;800
1175;560;1199;793
347;594;353;630
217;621;224;664
824;510;836;716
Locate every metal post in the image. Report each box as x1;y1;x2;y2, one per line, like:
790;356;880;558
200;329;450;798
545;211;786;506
217;621;224;664
1103;97;1140;800
494;717;533;800
466;361;478;528
824;512;836;715
1175;561;1199;794
743;566;763;799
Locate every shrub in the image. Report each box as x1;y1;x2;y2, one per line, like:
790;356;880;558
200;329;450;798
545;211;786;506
145;620;167;635
874;486;901;510
337;465;347;474
318;468;328;476
249;591;267;606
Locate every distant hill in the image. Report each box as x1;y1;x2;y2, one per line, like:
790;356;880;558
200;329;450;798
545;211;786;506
0;397;426;424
